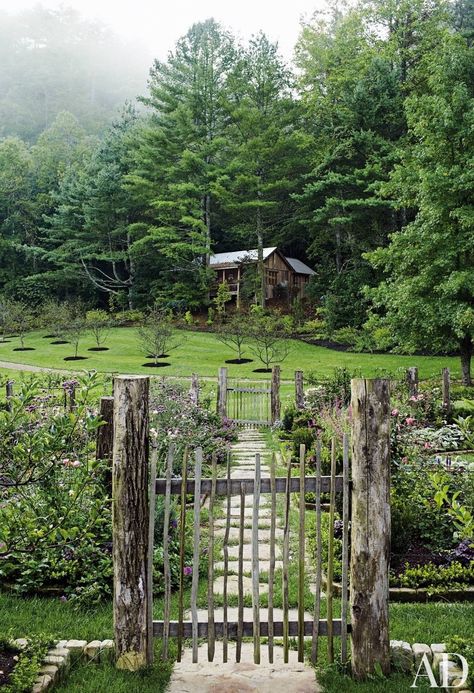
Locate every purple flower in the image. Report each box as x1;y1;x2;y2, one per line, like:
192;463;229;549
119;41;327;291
183;566;192;576
60;595;67;602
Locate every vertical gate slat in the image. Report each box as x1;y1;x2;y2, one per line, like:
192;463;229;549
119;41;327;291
177;447;188;662
341;433;350;666
191;448;202;663
146;445;157;666
283;455;291;664
236;483;245;662
252;453;261;664
298;443;306;662
268;452;276;663
311;439;322;665
327;438;336;664
207;454;217;661
162;445;174;661
222;452;232;663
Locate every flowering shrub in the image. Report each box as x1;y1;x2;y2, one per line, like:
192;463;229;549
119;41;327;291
150;379;237;475
0;373;110;599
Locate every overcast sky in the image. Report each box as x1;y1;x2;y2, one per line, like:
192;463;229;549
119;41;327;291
0;0;327;63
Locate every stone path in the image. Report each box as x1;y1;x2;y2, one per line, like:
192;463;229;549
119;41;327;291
167;428;319;693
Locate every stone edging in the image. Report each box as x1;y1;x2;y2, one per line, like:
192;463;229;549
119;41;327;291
12;638;115;692
390;641;472;692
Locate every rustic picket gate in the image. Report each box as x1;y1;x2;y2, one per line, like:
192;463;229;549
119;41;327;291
111;376;391;680
153;438;350;666
217;365;280;426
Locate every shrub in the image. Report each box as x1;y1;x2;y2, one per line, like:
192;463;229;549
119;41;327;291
390;561;474;590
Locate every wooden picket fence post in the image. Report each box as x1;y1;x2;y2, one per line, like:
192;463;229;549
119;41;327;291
96;396;114;492
5;380;13;412
350;378;391;680
271;366;280;424
112;376;152;670
189;373;199;405
217;367;228;418
295;370;304;410
406;367;418;397
442;367;451;414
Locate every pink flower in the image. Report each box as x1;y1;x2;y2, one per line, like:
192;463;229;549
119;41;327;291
423;442;432;449
391;409;399;417
183;566;192;576
405;417;415;426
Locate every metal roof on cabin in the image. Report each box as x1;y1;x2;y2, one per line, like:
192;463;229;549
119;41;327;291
209;247;277;267
285;257;316;275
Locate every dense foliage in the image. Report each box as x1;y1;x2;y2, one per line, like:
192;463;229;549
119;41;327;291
0;1;473;379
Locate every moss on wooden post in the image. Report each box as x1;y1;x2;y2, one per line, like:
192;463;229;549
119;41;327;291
271;366;281;423
112;376;151;671
350;378;391;680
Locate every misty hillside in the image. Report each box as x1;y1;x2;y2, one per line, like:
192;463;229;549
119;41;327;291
0;5;150;142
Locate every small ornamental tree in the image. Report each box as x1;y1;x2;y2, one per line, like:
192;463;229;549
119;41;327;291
62;301;87;359
138;307;183;365
41;299;71;339
86;309;111;349
215;315;250;362
6;300;33;349
248;312;291;371
213;280;232;321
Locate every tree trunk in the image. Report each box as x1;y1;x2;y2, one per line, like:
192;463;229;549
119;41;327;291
112;376;151;671
257;208;265;309
460;335;472;386
350;378;391;680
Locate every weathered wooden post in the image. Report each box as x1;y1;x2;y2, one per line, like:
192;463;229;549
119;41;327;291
350;378;391;679
217;367;228;418
112;376;151;671
406;367;418;397
295;370;304;410
68;385;76;412
271;366;281;424
96;396;114;491
442;368;451;414
5;380;13;412
189;373;199;405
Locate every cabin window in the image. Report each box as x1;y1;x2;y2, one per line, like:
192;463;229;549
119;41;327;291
267;270;278;286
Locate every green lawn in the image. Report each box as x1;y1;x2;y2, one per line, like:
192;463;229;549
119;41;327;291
1;592;472;692
0;327;460;381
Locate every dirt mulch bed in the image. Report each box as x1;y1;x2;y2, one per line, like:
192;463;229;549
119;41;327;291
0;645;19;687
391;540;445;576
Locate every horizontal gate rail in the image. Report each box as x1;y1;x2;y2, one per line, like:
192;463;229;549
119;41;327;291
155;475;344;495
228;387;271;394
153;619;351;638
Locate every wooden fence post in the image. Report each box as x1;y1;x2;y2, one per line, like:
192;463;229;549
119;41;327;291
295;370;304;410
96;396;114;491
6;380;13;412
271;366;281;424
350;378;391;680
189;373;199;405
406;367;418;397
112;376;151;671
217;367;228;418
442;368;451;414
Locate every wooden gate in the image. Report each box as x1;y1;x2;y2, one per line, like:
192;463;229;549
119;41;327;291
152;438;350;666
112;376;391;679
217;366;280;426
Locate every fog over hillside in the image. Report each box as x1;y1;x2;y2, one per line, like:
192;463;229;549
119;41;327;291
0;5;150;141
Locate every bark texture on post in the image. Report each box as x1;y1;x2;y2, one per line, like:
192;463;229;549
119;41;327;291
406;367;418;397
271;366;281;424
217;367;228;418
112;376;151;671
295;370;304;410
350;378;391;680
442;368;451;414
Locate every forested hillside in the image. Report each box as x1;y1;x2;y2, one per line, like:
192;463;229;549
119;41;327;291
0;0;472;373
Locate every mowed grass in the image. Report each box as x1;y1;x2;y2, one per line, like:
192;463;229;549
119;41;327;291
0;327;460;381
1;592;472;693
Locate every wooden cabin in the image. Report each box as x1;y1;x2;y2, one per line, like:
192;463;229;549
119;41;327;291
209;247;315;305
